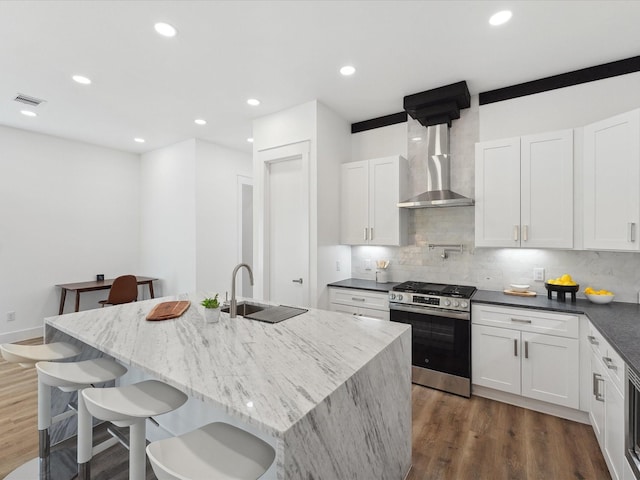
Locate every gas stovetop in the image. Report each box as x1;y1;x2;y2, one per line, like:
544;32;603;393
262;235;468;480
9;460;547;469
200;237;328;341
389;281;477;312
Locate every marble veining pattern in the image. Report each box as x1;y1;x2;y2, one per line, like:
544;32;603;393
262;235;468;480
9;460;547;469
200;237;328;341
45;293;411;440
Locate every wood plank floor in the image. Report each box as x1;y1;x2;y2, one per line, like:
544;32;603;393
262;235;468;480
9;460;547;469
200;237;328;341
1;338;610;479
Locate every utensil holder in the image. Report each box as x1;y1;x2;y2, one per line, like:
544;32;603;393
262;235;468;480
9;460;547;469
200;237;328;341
376;270;388;283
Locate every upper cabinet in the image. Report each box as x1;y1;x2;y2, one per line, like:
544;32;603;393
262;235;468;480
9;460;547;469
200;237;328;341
341;155;408;246
583;109;640;251
475;129;573;248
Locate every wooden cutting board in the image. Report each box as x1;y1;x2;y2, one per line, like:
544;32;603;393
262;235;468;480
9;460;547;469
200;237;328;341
503;290;537;297
146;301;191;321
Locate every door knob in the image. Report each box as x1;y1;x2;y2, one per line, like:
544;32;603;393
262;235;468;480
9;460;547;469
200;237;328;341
292;278;303;284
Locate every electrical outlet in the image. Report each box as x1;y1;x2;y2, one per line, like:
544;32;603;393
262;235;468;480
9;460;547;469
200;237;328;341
336;261;341;272
7;311;15;322
364;259;372;271
533;268;545;282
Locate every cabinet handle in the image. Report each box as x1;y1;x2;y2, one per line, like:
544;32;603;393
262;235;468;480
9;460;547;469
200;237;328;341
523;225;529;242
603;357;617;370
587;335;599;345
352;297;366;302
292;278;303;284
629;223;636;242
514;339;518;357
510;318;532;324
370;227;374;241
513;225;519;242
593;373;605;402
364;228;368;241
524;341;529;359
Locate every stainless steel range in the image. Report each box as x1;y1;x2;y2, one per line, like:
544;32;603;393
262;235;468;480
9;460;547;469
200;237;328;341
388;281;476;397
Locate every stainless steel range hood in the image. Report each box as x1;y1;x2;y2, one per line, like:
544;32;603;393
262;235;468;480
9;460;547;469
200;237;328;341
397;123;474;208
398;81;474;208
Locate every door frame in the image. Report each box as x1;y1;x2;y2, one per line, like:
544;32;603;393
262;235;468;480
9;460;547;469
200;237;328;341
237;175;253;297
255;141;311;305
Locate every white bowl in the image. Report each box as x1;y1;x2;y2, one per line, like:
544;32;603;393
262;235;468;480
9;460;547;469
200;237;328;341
585;293;615;304
510;284;530;293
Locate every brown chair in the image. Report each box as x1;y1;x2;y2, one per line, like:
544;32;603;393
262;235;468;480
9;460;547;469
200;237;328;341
99;275;138;307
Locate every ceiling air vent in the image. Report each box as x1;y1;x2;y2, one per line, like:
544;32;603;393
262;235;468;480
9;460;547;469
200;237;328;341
14;93;46;107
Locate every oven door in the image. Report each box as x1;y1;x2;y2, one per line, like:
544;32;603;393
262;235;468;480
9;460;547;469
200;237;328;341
390;303;470;379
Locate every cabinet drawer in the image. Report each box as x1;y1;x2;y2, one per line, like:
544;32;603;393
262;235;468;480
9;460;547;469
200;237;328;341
472;304;579;339
588;322;625;394
329;287;389;311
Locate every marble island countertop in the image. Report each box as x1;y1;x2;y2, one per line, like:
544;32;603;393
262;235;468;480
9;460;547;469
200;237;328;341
45;292;412;479
473;290;640;377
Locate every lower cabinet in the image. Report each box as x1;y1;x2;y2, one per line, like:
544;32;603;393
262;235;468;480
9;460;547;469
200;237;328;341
328;287;389;321
588;328;626;480
472;323;579;408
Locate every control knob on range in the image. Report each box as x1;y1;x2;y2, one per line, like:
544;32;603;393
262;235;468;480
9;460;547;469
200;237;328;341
389;293;396;300
397;294;403;301
460;300;468;308
452;300;460;307
443;299;451;306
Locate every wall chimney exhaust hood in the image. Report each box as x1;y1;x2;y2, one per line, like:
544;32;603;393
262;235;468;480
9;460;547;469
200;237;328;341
398;81;474;208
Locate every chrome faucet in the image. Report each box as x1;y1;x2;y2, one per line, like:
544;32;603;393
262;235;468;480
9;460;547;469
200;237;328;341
230;263;254;318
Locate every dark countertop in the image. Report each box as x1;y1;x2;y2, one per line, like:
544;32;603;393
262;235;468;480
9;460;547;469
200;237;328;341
473;290;640;377
328;278;400;293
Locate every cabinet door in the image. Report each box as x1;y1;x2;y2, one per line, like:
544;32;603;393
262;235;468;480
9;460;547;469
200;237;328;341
340;160;369;244
605;380;625;480
584;109;640;251
521;129;573;248
475;138;521;247
590;350;606;451
369;156;403;246
471;324;520;395
521;332;579;408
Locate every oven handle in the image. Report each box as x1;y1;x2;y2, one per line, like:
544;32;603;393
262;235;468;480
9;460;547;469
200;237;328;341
389;303;470;321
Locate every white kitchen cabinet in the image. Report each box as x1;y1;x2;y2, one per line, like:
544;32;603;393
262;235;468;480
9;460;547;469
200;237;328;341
329;287;389;321
340;156;408;246
472;304;579;409
588;324;627;480
584;108;640;251
475;129;573;248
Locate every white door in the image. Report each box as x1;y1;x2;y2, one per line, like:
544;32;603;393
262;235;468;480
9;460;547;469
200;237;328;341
471;324;520;395
521;129;573;248
267;155;309;306
475;138;521;247
520;332;579;408
584;109;640;251
340;160;369;244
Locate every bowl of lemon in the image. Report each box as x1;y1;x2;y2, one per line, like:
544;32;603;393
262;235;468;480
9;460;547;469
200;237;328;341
584;287;615;304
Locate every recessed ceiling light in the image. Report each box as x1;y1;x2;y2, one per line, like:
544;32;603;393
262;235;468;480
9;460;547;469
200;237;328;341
72;75;92;85
20;110;37;117
154;22;177;37
340;65;356;76
489;10;512;26
134;138;145;143
411;136;423;142
247;98;260;106
247;137;254;143
194;119;207;125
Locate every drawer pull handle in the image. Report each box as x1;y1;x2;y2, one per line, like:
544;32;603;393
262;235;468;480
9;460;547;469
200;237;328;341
352;297;366;302
629;222;636;242
603;357;617;370
524;340;529;359
587;335;599;345
510;318;532;324
514;339;518;357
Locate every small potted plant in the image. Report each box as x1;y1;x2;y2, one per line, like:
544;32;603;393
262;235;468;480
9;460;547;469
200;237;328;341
201;294;221;323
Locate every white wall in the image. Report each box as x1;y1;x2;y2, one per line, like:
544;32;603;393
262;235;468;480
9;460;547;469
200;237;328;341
479;71;640;141
194;140;252;296
351;122;407;162
140;139;197;297
0;125;140;342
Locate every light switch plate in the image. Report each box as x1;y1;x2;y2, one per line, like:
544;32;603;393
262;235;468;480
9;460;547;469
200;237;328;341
533;268;545;282
364;259;372;271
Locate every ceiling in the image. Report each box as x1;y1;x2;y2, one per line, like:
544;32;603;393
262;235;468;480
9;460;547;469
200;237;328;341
1;1;640;155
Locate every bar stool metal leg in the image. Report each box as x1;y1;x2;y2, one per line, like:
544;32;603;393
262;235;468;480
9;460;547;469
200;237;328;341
37;379;52;479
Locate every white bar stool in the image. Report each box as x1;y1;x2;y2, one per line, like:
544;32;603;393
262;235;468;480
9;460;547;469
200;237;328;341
0;341;81;480
36;357;128;480
81;379;188;480
146;422;276;480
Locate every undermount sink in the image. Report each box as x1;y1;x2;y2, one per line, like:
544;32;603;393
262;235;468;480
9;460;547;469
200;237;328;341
221;301;269;316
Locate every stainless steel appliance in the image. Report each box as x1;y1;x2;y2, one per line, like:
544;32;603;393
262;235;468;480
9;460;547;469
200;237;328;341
626;367;640;478
389;281;476;397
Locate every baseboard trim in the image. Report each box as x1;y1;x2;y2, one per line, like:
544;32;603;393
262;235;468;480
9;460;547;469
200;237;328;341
0;326;44;344
472;385;590;425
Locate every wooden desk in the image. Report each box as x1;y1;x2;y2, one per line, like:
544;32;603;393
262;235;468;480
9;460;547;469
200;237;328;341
56;276;157;314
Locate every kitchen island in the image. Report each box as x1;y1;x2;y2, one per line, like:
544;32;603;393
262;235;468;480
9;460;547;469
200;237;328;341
45;293;412;480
